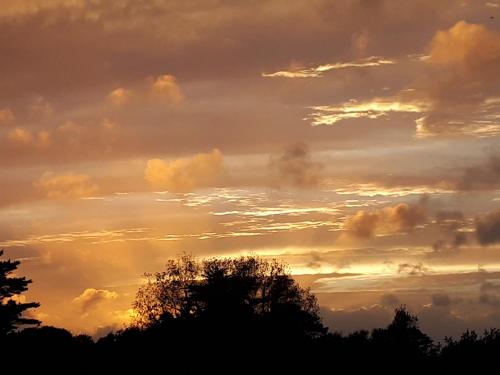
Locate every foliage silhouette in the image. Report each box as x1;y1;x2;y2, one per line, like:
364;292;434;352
133;255;324;338
0;249;40;335
4;253;500;373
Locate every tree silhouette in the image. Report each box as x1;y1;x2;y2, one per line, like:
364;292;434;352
6;252;500;372
371;305;435;361
133;255;325;339
0;250;40;335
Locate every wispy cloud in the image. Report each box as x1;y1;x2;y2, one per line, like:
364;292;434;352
262;56;396;78
306;98;428;126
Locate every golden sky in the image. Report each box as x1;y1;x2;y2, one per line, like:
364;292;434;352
2;0;500;339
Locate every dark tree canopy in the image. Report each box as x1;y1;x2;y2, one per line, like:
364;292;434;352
133;255;325;339
5;253;500;373
0;250;40;335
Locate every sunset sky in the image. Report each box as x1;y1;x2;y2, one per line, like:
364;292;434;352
2;0;500;339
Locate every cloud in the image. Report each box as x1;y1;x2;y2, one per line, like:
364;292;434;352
432;293;451;307
7;127;51;148
145;149;223;193
107;75;182;108
456;154;500;191
150;74;184;103
262;56;396;78
270;143;322;188
344;196;428;238
343;210;380;238
380;293;400;307
436;210;464;222
431;232;467;255
320;305;393;334
476;209;500;245
34;172;99;199
307;21;500;137
398;262;429;276
0;108;15;124
7;127;32;144
307;97;427;126
107;88;132;106
415;21;500;137
73;288;118;314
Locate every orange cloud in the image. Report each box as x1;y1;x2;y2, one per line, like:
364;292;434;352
150;74;184;103
145;149;222;192
34;172;99;199
7;127;51;148
107;87;132;106
429;21;500;66
344;197;428;238
307;22;500;137
344;210;380;238
0;108;15;124
73;288;118;314
7;127;32;143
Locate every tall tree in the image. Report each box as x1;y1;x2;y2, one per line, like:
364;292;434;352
0;250;40;335
133;255;325;338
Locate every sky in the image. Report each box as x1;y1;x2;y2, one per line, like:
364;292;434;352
1;0;500;340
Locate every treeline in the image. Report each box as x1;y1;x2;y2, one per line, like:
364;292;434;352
2;252;500;372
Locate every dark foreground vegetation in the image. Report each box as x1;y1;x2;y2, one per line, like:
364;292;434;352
2;251;500;373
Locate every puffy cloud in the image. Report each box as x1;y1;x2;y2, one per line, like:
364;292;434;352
7;127;32;144
428;21;500;66
150;74;183;103
344;196;428;238
476;209;500;245
145;149;223;193
344;210;380;238
416;21;500;137
107;88;132;106
34;172;99;199
7;127;51;148
107;76;182;108
270;143;322;188
73;288;118;314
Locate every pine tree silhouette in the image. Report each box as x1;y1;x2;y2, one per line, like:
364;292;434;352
0;250;40;335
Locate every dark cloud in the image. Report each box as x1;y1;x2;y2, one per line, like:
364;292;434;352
431;232;467;255
270;143;322;188
436;210;464;222
380;293;400;307
476;209;500;245
397;262;428;276
432;293;451;307
480;281;500;293
320;305;392;334
456;154;500;191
